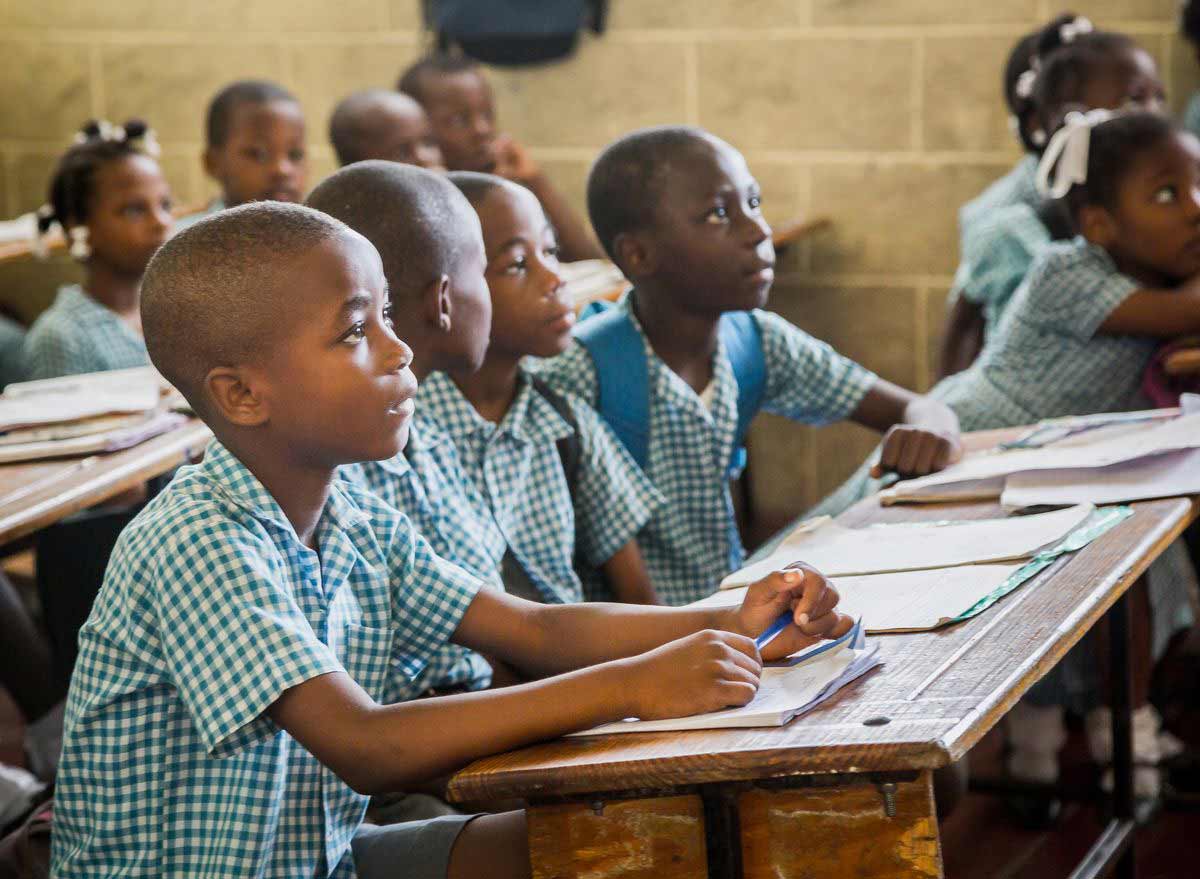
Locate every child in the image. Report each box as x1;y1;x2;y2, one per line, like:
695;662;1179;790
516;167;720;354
398;54;604;262
51;201;851;877
535;126;962;607
939;19;1166;377
935;110;1199;797
23;119;172;379
309;160;501;696
432;171;664;606
1182;2;1200;138
329;89;445;170
177;80;306;228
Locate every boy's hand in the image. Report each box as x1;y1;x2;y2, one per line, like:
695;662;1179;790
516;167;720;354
871;425;962;479
622;629;763;720
493;134;541;183
727;564;852;661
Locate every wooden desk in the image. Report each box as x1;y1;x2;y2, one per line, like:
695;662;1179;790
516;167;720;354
448;491;1194;878
0;418;211;547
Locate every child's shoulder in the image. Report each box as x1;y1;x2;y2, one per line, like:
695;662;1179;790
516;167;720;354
1026;237;1113;287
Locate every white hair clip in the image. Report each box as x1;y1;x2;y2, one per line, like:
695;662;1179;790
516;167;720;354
1036;107;1115;199
1060;16;1094;45
68;225;91;261
1015;68;1038;101
127;129;162;158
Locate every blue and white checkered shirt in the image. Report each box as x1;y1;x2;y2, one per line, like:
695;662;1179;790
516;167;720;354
342;419;505;693
1184;92;1200;141
960;202;1053;340
21;285;148;380
534;297;876;606
52;440;482;878
417;368;662;605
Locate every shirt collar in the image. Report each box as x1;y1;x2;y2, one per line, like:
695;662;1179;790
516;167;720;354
418;369;574;445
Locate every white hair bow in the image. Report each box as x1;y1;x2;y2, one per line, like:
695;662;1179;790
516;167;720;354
1036;108;1116;199
1015;68;1038;100
1060;16;1094;44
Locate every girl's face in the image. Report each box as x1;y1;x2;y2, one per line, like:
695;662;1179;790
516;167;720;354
475;183;571;359
1101;132;1200;284
83;153;173;278
1079;47;1166;115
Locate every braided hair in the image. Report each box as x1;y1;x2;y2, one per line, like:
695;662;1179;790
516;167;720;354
1006;13;1088;152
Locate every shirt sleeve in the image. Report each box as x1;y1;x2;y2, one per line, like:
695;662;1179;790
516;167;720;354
532;342;600;405
23;323;86;380
149;516;344;757
756;309;877;424
1024;247;1139;342
961;205;1047;308
568;397;665;566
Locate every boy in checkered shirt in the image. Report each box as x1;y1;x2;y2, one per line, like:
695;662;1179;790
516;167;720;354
51;201;852;878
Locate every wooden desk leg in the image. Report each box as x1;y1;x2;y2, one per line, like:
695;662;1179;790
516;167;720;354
739;771;943;879
527;794;708;878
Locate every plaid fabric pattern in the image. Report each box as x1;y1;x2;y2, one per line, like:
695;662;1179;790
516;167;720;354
534;297;876;606
1184;92;1200;140
21;285;148;379
172;198;226;231
52;439;481;878
0;314;25;388
959;202;1052;340
417;368;661;605
342;419;505;693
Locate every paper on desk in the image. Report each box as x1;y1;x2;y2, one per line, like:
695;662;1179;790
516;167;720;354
570;619;880;735
702;564;1023;633
719;504;1092;587
0;411;186;463
0;368;162;433
885;412;1200;503
1001;448;1200;510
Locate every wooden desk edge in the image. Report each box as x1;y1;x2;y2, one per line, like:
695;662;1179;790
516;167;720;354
0;420;212;546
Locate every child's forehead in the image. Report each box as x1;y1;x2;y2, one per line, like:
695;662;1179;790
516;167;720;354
228;99;304;136
94;153;166;193
480;184;549;241
658;140;754;197
425;69;491;106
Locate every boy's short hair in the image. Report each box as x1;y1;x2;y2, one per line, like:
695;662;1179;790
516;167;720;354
1186;2;1200;46
446;169;507;208
206;80;298;147
306;160;477;302
396;53;481;104
328;89;421;166
586;125;717;260
141;202;349;410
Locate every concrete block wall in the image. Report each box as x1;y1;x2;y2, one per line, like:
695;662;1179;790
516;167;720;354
1;0;1193;521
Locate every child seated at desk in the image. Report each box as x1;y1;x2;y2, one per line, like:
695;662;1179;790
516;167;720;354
329;89;445;170
176;80;307;228
23;119;172;380
51;200;851;878
397;54;603;262
534;125;962;607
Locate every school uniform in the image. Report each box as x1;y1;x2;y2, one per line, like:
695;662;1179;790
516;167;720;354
535;296;877;606
417;368;662;605
342;418;506;693
51;440;482;878
958;202;1052;342
0;314;25;388
173;198;226;231
21;285;147;380
1183;92;1200;140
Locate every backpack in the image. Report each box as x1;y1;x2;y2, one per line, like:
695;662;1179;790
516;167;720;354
425;0;609;67
573;301;767;478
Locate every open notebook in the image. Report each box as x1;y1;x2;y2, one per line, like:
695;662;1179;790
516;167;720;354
570;620;880;735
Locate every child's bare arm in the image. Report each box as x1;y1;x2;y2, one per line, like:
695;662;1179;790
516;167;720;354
938;296;986;379
601;540;661;605
1100;280;1200;337
851;380;963;478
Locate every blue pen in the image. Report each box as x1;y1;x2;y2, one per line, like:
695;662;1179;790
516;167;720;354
755;610;794;651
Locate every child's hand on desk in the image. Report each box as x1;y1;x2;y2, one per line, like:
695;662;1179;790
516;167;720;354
493;134;540;183
730;565;853;661
871;425;963;479
621;630;762;720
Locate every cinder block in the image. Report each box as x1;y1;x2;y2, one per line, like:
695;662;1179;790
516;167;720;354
812;0;1037;26
924;35;1027;153
0;41;92;140
609;0;806;29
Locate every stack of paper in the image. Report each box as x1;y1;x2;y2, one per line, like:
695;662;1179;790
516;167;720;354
883;411;1200;506
0;368;183;463
570;619;880;735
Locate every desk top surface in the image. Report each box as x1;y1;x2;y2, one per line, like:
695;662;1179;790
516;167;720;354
448;433;1194;802
0;418;211;546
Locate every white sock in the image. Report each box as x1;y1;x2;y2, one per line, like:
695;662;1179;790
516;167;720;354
1006;701;1066;784
1085;705;1164;798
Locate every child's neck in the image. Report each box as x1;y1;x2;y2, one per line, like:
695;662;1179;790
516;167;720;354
225;434;334;550
450;350;521;424
631;284;720;394
85;263;143;325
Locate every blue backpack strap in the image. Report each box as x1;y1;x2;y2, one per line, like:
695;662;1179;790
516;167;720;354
573;303;651;469
719;311;766;476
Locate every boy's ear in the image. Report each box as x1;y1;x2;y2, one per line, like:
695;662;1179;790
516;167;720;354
1078;204;1118;249
202;146;222;181
422;274;453;333
204;366;270;427
612;231;657;280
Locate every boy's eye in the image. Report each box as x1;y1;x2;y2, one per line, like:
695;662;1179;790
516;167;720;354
748;194;762;211
705;205;729;223
504;256;528;275
382;305;395;328
340;321;367;343
243;147;268;163
288;148;306;162
120;203;146;217
544;244;560;261
1153;185;1177;204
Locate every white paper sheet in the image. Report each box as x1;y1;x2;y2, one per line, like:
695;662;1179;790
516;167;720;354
1001;448;1200;510
719;504;1091;588
701;564;1023;633
886;412;1200;502
0;368;162;432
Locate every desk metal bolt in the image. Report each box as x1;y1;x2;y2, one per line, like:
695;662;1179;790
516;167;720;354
878;782;897;818
590;800;605;816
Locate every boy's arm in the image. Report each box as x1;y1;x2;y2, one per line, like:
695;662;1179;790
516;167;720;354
850;379;963;478
601;539;661;605
938;296;985;379
1099;280;1200;337
494;134;605;262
